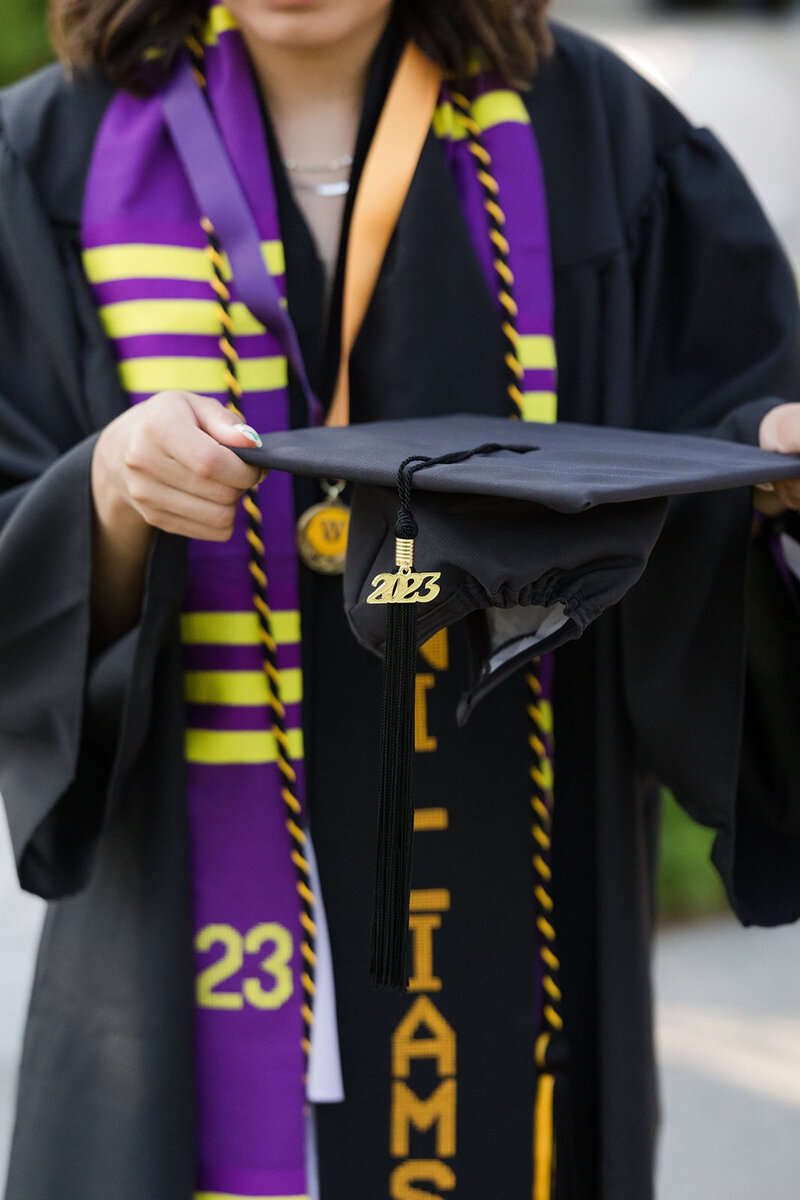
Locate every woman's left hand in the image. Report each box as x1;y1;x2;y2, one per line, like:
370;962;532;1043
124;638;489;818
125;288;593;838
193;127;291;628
757;402;800;513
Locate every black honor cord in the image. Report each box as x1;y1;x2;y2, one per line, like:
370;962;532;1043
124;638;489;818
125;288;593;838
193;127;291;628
370;442;535;989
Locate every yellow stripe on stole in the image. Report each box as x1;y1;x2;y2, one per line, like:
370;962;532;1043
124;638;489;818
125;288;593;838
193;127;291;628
118;355;287;395
181;611;301;645
185;728;304;765
83;241;285;284
202;3;241;44
433;90;529;140
185;669;303;706
518;335;557;372
520;392;558;424
100;299;267;340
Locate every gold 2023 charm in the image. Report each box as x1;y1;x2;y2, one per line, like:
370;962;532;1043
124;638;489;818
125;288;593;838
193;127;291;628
366;566;441;605
296;481;350;575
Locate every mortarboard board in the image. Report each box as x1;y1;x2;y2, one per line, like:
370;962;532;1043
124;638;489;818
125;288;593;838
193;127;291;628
243;413;800;714
239;413;800;987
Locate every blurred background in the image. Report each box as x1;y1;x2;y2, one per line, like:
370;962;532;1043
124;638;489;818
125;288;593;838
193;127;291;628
2;0;800;1197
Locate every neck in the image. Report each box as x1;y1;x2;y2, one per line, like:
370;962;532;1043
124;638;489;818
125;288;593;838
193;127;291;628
242;12;390;126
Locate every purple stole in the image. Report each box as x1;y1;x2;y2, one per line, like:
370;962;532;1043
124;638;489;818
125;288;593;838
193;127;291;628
81;5;557;1196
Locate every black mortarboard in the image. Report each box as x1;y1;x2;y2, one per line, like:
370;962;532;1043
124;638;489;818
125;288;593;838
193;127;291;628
239;413;800;986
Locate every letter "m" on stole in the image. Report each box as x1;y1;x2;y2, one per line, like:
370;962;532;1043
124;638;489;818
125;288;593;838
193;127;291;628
391;1079;456;1158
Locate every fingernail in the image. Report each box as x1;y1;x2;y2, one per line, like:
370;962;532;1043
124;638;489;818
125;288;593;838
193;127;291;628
234;423;262;447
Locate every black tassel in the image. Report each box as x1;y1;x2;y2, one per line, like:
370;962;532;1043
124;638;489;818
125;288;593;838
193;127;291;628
369;446;529;990
370;599;418;988
370;505;420;989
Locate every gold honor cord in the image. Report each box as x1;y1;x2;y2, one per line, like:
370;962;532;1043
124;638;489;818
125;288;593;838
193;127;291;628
528;667;564;1200
199;221;317;1066
448;91;525;419
187;26;349;579
188;27;316;1068
449;91;563;1200
186;32;208;90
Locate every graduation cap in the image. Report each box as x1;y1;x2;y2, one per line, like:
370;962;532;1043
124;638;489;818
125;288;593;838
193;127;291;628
239;413;800;987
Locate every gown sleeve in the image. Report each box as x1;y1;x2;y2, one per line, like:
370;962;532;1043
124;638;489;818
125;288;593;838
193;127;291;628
618;113;800;926
0;123;185;901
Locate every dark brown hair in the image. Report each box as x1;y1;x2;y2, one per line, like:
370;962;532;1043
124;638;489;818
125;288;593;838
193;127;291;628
49;0;553;94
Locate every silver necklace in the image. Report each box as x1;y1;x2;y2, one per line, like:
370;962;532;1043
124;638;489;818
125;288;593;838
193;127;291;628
283;153;354;173
290;178;350;197
283;152;353;197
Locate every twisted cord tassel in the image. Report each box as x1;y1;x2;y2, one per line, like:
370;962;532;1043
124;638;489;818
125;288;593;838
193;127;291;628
449;90;525;418
450;87;567;1198
189;21;316;1066
200;213;317;1066
527;665;566;1200
186;27;208;90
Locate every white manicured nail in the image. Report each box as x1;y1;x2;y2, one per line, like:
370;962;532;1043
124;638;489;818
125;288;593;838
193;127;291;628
235;423;262;447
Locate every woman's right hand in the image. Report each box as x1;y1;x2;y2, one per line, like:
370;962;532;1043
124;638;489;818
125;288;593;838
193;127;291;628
90;390;264;644
92;389;264;542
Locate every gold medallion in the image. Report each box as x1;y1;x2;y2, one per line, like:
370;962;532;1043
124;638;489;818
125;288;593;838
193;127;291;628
296;481;350;575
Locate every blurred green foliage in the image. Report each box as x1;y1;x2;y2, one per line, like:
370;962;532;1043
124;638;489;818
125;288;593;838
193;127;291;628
1;0;52;87
658;790;726;920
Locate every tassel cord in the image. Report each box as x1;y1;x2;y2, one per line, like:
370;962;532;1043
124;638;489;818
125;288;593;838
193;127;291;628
199;202;317;1065
395;443;534;531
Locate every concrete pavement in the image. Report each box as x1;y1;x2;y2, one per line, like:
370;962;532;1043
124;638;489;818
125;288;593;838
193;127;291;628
656;916;800;1199
0;822;42;1184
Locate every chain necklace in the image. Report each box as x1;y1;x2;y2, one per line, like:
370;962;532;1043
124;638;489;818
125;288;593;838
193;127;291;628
283;152;354;172
290;178;351;197
283;153;353;198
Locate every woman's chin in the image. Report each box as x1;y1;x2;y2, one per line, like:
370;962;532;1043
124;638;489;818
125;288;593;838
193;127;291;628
228;0;392;52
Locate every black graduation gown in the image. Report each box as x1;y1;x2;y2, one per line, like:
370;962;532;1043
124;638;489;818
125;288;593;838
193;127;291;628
1;23;800;1200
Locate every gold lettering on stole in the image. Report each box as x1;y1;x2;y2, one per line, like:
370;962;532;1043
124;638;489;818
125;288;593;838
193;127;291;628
390;631;456;1199
413;808;449;833
409;890;449;993
415;674;438;753
390;1160;457;1200
391;1080;457;1157
408;916;443;993
392;994;456;1077
420;630;449;671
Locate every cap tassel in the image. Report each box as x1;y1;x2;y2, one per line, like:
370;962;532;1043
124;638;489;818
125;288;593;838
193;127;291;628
370;518;423;989
368;445;534;990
